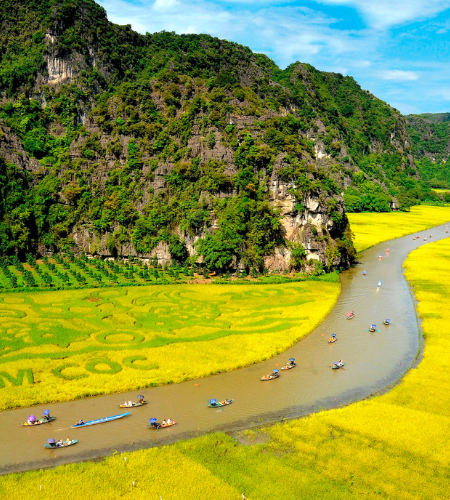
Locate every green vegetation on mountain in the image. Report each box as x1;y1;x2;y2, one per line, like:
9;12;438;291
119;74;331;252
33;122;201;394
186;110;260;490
406;113;450;194
0;0;431;269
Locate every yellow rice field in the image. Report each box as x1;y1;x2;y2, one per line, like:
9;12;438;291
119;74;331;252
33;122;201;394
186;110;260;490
2;237;448;499
348;205;450;251
0;281;339;410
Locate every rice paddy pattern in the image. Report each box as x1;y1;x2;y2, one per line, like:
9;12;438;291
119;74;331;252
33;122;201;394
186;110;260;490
0;282;339;409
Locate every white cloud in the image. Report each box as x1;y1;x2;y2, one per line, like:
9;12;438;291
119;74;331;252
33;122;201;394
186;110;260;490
316;0;450;29
378;70;419;81
153;0;179;10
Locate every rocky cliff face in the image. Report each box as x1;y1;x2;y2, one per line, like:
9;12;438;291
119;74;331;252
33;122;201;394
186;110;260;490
61;177;348;272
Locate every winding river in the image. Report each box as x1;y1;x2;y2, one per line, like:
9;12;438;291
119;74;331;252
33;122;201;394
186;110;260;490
0;224;448;475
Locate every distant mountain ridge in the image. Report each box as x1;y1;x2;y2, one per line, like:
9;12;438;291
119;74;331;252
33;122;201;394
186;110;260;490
0;0;425;270
409;113;450;124
406;113;450;189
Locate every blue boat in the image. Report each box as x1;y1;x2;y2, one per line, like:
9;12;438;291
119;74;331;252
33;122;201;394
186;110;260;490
72;412;130;428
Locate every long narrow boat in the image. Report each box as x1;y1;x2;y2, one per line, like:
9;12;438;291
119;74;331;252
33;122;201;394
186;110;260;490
118;401;147;408
207;399;233;408
21;417;56;426
44;439;78;449
149;420;177;429
72;412;130;428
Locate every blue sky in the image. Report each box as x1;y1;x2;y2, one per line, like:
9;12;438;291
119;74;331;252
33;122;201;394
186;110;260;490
97;0;450;114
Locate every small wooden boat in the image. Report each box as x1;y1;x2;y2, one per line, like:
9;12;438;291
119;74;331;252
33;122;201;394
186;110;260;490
281;363;296;370
346;312;354;320
21;417;55;426
72;412;130;428
149;419;177;429
260;371;280;381
119;401;147;408
44;439;78;449
332;362;345;369
328;337;337;343
208;399;233;408
383;319;391;326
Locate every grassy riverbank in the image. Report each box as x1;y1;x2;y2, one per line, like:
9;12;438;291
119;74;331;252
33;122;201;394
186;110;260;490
2;237;449;499
0;280;339;410
348;205;450;251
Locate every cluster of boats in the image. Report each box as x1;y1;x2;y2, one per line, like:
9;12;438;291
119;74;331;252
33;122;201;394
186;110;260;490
23;393;238;449
260;358;296;380
413;234;434;241
330;263;393;368
21;395;182;449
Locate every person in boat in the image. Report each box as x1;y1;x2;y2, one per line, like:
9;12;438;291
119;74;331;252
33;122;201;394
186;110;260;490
65;436;72;445
123;401;128;407
56;439;64;447
384;318;391;325
363;270;367;275
27;415;37;425
162;419;167;426
149;418;159;428
78;419;84;426
43;410;51;421
377;281;382;288
166;418;172;425
128;400;133;407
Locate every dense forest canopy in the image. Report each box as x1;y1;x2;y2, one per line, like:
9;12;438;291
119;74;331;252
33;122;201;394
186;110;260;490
406;113;450;194
0;0;443;269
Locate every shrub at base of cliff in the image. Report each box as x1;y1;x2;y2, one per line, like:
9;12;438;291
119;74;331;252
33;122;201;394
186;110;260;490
289;242;306;270
194;198;285;272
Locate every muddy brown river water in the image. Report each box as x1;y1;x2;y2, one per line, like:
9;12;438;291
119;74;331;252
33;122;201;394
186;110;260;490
0;224;448;475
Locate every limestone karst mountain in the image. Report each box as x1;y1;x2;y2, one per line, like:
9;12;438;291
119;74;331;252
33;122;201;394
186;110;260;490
0;0;423;271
